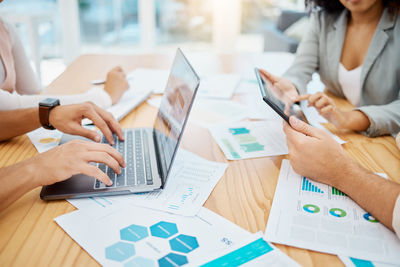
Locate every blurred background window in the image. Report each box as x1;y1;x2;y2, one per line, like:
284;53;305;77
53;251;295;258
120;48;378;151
0;0;306;86
155;0;212;44
79;0;140;46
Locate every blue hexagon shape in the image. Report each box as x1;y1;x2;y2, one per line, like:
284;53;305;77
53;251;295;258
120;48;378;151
150;221;178;239
158;253;188;267
169;234;199;254
121;224;149;242
124;256;155;267
105;242;135;262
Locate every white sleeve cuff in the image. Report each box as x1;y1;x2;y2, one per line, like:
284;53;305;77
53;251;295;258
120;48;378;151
393;195;400;239
84;87;112;109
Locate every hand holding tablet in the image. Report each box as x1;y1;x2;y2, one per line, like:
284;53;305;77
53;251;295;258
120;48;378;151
255;68;303;124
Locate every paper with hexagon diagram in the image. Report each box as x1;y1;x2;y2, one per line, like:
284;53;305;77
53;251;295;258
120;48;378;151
55;204;251;267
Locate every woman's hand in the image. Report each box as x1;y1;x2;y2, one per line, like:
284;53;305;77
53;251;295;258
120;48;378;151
32;139;126;187
104;66;129;105
49;102;124;145
258;69;299;104
295;92;370;131
295;92;346;128
396;133;400;150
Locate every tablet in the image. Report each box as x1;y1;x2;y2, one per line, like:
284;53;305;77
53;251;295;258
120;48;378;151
254;68;299;124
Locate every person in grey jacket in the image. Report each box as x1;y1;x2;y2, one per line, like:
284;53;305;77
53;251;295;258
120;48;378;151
260;0;400;137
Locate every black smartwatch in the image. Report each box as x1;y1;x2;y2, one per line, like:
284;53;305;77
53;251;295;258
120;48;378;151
39;98;60;130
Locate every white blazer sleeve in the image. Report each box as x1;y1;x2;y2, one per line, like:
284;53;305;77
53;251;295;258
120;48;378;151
4;21;41;95
0;87;112;110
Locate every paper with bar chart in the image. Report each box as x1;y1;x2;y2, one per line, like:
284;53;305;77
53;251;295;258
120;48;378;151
264;160;400;264
55;206;251;267
209;121;288;160
68;149;228;216
338;255;399;267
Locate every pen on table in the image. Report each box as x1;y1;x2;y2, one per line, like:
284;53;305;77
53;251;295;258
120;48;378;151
90;73;134;85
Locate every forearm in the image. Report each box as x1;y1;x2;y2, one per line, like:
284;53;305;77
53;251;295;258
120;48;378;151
356;100;400;137
335;163;400;231
0;158;41;211
0;108;41;141
342;110;370;131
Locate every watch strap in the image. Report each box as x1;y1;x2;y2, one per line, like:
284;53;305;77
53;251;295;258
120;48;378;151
39;105;55;130
39;98;60;130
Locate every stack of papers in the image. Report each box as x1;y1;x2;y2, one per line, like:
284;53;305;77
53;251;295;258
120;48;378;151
54;148;298;266
55;205;297;266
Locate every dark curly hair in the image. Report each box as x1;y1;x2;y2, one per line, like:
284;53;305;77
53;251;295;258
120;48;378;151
306;0;400;13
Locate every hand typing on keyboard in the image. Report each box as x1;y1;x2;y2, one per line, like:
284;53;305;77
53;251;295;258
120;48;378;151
49;102;124;145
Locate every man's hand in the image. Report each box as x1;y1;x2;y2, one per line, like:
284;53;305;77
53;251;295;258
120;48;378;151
32;139;126;186
295;92;370;131
259;69;299;104
104;66;129;105
283;116;354;187
49;102;124;145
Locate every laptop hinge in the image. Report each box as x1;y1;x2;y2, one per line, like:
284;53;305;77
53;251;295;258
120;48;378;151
152;129;167;187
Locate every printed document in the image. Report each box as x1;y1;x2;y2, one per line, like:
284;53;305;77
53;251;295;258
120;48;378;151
338;255;399;267
197;74;240;99
197;232;300;267
68;149;227;216
55;206;251;267
264;160;400;264
209;121;288;160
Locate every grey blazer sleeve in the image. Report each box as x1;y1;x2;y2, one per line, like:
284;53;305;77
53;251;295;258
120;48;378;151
356;98;400;137
282;12;320;94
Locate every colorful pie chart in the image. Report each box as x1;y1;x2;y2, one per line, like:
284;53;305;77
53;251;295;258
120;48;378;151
303;204;320;214
39;137;56;144
329;208;347;218
363;212;379;223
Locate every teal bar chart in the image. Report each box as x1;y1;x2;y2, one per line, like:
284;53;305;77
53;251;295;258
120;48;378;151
301;177;324;194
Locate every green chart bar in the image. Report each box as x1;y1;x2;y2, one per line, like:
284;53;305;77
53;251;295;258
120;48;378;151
332;187;346;196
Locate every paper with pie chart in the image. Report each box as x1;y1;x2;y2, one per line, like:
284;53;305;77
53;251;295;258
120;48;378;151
209;121;288;160
264;160;400;264
27;127;63;153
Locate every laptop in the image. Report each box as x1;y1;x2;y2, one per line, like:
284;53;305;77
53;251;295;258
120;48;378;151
40;48;200;200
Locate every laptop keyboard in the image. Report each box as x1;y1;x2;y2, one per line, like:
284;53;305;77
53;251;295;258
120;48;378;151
94;129;153;189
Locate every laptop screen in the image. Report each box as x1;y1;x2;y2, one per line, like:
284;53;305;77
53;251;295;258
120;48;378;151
153;49;200;181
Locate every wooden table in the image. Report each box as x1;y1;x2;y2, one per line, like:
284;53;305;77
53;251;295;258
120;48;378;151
0;54;399;266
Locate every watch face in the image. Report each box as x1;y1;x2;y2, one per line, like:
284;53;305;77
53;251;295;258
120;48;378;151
40;98;60;107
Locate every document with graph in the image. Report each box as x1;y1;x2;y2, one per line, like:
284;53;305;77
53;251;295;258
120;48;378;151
209;121;288;160
264;160;400;264
55;206;251;267
68;149;228;216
